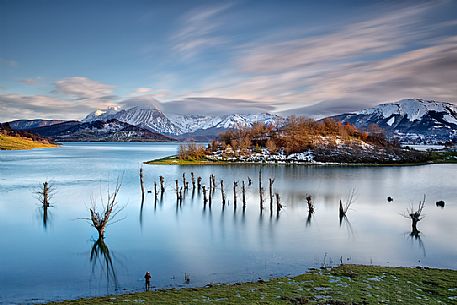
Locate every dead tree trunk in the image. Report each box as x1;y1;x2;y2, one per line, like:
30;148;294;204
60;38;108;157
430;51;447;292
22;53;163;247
175;180;182;203
276;193;282;215
202;186;208;205
242;181;246;210
260;187;264;210
159;176;165;194
183;173;188;191
39;181;51;207
248;176;252;186
208;184;212;207
269;178;274;212
405;195;426;234
197;176;202;191
191;172;196;190
140;167;145;203
233;181;238;210
339;200;345;218
221;180;226;206
154;182;158;203
306;194;314;213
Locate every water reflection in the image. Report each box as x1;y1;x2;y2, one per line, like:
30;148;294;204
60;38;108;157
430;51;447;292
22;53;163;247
90;237;119;291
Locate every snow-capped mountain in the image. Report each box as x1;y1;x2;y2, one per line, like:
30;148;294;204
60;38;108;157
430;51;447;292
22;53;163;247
330;99;457;143
83;105;283;137
29;119;175;142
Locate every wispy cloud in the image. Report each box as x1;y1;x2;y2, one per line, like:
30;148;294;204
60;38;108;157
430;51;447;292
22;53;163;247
190;2;457;114
54;77;115;100
171;3;232;58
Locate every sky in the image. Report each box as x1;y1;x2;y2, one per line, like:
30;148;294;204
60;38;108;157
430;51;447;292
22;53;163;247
1;0;457;121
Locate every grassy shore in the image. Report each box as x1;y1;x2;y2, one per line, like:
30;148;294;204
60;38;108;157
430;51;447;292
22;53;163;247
145;151;457;166
49;265;457;304
0;134;58;150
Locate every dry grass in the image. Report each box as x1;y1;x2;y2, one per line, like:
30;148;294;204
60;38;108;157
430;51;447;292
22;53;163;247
0;134;58;150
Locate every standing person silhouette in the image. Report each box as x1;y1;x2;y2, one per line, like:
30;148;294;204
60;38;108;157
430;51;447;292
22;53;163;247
144;272;151;291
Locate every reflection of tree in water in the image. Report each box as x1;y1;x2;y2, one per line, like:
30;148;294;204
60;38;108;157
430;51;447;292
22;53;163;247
408;230;427;257
90;238;119;291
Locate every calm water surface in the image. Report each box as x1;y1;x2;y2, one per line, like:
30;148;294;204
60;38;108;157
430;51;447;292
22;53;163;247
0;142;456;304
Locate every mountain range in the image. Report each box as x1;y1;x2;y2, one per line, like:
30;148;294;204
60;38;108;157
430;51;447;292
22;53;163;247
5;99;457;144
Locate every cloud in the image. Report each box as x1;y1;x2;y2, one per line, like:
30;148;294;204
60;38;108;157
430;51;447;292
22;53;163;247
0;93;115;121
161;97;275;115
0;58;17;68
171;3;232;58
188;2;457;114
19;77;42;86
134;87;152;94
54;77;114;100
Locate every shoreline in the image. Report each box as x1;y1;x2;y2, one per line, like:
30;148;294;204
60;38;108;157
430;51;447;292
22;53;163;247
144;154;457;166
48;264;457;304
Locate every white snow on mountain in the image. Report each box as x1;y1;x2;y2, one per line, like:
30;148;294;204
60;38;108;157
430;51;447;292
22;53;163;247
83;105;283;136
358;99;457;124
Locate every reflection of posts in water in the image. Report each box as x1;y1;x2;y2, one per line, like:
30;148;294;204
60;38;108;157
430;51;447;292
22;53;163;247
139;201;144;227
90;237;119;291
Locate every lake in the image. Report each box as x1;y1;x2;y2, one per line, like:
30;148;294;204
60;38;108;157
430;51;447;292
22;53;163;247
0;142;456;304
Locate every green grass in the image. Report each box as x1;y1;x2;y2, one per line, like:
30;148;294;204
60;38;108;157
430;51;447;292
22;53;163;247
145;155;224;165
49;265;457;304
0;134;58;150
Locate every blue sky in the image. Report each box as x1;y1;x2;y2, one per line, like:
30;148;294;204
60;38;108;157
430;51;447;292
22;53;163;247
1;0;457;120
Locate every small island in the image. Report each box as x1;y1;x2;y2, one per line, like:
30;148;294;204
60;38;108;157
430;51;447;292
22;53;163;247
0;122;58;150
146;118;457;165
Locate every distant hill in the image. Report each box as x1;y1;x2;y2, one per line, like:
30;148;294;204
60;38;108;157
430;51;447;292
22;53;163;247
29;119;176;142
0;123;58;150
8;119;66;130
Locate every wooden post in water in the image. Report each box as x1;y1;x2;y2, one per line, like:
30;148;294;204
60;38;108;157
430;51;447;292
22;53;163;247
42;181;50;207
306;194;314;213
276;193;282;215
197;177;202;191
242;181;246;210
140;167;145;203
191;172;196;190
154;182;158;203
160;176;165;194
269;178;275;212
202;185;208;205
248;176;252;186
183;173;188;191
221;180;226;206
233;181;238;210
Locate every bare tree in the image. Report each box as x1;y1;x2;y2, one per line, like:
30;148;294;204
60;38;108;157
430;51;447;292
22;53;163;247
88;178;124;239
339;188;356;218
403;195;426;233
233;181;238;210
191;172;196;190
35;181;55;207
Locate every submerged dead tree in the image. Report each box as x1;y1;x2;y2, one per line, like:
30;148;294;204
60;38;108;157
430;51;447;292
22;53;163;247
404;195;426;233
159;176;165;194
36;181;55;208
197;176;202;191
339;188;356;219
89;179;123;239
233;181;238;210
202;185;208;205
306;194;314;213
139;167;145;203
269;178;275;211
191;172;196;190
242;181;246;210
175;180;182;203
154;182;158;204
221;180;226;206
275;193;282;215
